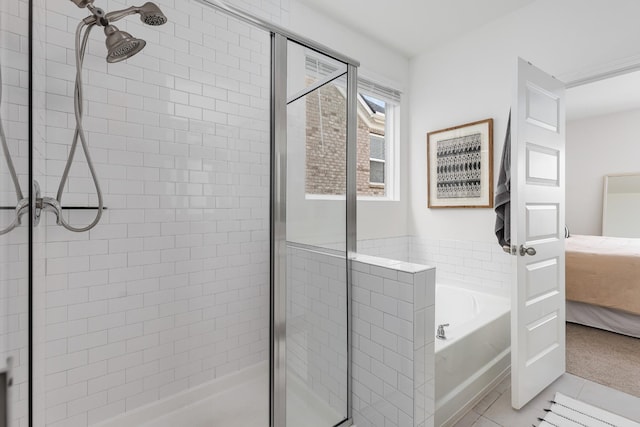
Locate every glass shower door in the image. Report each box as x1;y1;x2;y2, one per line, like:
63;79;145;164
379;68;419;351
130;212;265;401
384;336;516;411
284;41;349;427
0;1;31;425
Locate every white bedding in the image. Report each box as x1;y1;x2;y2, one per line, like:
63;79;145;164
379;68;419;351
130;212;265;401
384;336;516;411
566;300;640;339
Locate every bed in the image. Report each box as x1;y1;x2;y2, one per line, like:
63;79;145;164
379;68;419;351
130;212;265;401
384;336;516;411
565;234;640;338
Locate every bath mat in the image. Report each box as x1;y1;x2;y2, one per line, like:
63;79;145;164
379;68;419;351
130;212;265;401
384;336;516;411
538;392;640;427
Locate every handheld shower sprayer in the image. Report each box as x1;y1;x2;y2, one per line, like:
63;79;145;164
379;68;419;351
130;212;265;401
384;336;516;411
106;2;169;26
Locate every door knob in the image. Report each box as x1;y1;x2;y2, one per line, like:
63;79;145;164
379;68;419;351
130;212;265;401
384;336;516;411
519;245;536;256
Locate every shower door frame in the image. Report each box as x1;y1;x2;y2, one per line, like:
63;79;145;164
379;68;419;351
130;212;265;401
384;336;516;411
187;2;360;426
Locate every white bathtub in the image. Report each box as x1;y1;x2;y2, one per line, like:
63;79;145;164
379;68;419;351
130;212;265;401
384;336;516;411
435;283;511;427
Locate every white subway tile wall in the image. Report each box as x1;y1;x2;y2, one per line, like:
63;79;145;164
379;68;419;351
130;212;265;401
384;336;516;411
357;236;411;262
1;1;31;426
31;0;288;424
287;244;348;419
352;255;435;427
358;236;512;296
410;236;511;296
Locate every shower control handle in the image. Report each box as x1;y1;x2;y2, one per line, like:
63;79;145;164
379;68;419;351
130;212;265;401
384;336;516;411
519;245;536;256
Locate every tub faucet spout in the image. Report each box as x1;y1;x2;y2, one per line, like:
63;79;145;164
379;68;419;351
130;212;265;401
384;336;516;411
437;324;449;340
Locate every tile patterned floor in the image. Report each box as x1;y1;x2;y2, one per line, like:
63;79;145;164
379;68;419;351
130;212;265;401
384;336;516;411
453;373;640;427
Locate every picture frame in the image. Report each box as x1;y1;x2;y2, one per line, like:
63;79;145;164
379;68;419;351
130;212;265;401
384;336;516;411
427;118;494;208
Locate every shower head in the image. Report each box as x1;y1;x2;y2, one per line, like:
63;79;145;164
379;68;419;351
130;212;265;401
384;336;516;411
138;2;168;26
104;25;146;63
105;2;168;26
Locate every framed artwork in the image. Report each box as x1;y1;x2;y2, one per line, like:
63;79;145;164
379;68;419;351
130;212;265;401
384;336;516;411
427;118;494;208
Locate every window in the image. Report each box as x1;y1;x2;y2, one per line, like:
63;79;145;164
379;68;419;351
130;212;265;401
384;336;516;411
357;90;399;199
369;133;385;185
302;56;401;200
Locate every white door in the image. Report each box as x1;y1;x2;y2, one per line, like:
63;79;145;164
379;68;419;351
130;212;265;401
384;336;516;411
511;58;566;410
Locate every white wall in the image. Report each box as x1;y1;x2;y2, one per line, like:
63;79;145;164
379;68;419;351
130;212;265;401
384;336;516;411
409;0;640;243
566;109;640;236
288;1;411;241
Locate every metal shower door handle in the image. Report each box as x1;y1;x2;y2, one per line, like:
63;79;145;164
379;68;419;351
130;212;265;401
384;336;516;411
519;245;536;256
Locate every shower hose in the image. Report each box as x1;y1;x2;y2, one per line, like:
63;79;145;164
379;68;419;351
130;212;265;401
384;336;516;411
0;66;25;235
0;19;104;234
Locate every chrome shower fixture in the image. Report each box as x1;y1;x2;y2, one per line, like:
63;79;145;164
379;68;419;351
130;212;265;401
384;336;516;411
1;1;168;235
139;3;169;26
106;2;169;26
36;1;168;233
71;0;168;27
70;1;168;61
104;24;146;63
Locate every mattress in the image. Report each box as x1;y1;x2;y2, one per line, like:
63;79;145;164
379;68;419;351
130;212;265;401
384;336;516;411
565;234;640;316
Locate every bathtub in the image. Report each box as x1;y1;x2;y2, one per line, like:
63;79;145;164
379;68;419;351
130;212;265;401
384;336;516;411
435;283;511;427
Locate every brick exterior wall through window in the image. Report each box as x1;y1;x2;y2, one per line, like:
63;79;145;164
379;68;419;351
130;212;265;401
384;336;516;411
305;81;386;196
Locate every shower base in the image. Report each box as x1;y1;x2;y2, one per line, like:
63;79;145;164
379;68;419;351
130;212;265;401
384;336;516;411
95;362;342;427
140;367;268;427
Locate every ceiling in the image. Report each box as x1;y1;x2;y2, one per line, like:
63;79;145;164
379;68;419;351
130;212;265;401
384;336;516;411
294;0;640;120
295;0;537;58
567;70;640;121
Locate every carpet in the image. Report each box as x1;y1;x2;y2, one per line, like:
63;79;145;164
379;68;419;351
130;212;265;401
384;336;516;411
566;323;640;398
539;392;640;426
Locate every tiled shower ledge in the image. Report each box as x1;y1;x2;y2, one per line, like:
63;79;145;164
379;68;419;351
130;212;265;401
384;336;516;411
352;253;433;274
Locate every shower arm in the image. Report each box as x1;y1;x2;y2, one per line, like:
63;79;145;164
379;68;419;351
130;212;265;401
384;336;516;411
78;5;153;30
77;6;139;27
69;0;95;8
69;0;109;26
